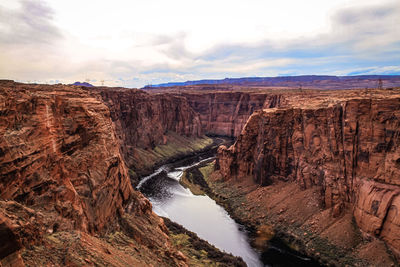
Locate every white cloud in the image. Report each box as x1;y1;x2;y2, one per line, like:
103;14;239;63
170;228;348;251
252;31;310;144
0;0;399;87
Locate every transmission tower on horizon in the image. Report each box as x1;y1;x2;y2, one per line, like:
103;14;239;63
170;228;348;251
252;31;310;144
378;78;383;90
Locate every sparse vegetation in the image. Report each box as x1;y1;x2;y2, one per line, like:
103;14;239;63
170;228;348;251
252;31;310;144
180;171;206;195
199;163;215;181
180;161;215;195
163;217;246;267
132;132;213;179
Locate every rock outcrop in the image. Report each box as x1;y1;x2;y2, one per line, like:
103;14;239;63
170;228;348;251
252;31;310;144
0;201;42;267
217;89;400;258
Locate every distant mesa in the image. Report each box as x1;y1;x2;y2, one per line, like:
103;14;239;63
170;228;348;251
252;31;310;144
143;75;400;90
72;81;94;87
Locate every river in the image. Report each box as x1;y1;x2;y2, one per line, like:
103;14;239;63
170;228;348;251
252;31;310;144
137;151;322;267
137;156;264;267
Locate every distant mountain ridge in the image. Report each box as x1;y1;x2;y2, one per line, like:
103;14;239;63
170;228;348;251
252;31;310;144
143;75;400;89
72;81;94;87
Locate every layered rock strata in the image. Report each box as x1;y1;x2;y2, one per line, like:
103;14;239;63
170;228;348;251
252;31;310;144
92;88;206;180
217;91;400;258
97;88;202;159
0;82;133;233
0;81;203;266
182;92;284;137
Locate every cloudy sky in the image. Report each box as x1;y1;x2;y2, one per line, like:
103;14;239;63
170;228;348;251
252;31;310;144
0;0;399;88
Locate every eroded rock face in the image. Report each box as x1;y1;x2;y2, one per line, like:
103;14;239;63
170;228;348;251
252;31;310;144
95;88;202;170
217;93;400;256
0;201;44;258
0;81;194;266
0;82;133;233
354;180;400;255
182;92;284;137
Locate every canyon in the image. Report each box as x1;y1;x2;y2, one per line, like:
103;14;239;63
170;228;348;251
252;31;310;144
1;79;400;266
0;81;240;266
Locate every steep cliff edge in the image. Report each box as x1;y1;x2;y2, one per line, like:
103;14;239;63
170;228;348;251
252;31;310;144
0;81;203;266
95;88;207;180
0;81;133;233
216;89;400;264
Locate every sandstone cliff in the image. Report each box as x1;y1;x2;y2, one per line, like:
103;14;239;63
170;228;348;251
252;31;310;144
95;88;204;179
0;81;197;266
182;92;284;137
216;89;400;261
0;81;133;233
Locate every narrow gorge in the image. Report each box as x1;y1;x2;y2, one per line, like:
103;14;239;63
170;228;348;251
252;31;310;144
1;80;400;266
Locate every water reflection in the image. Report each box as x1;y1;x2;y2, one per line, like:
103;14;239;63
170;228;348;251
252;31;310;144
138;159;264;267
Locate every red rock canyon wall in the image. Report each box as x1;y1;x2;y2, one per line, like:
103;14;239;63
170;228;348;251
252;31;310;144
217;95;400;255
96;88;202;171
182;92;284;137
0;82;133;233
